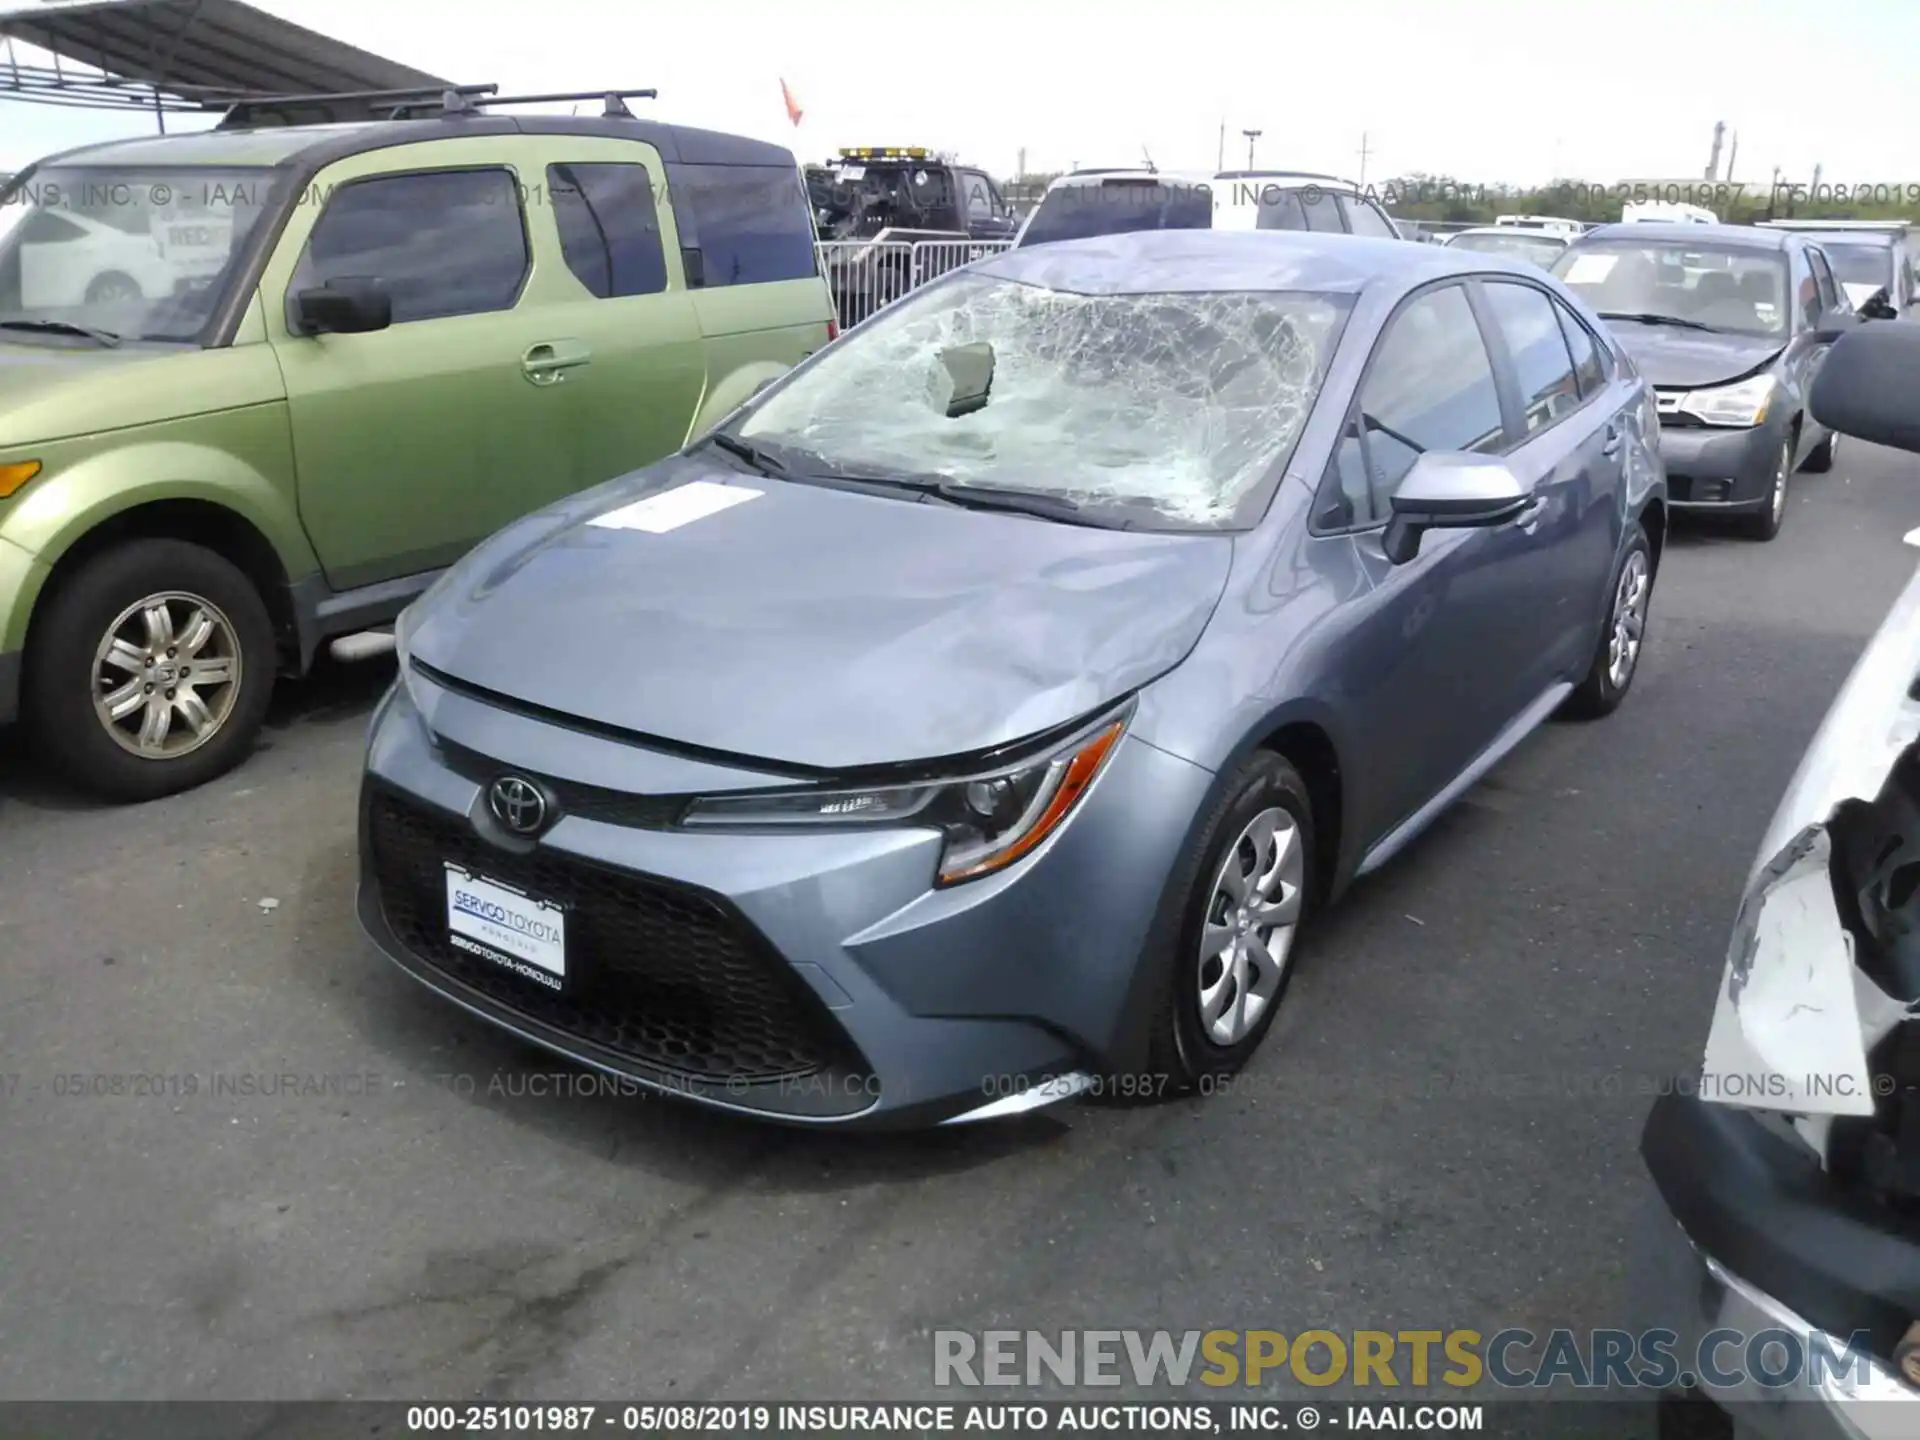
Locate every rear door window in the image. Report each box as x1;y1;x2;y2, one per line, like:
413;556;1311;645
667;162;819;285
546;162;668;298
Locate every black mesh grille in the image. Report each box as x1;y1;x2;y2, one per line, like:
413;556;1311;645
366;787;861;1084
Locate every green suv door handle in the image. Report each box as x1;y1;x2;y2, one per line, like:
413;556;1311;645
521;341;593;385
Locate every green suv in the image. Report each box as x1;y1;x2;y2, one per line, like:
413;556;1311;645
0;107;834;801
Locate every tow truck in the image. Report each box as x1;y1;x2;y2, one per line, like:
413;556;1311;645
811;147;1017;325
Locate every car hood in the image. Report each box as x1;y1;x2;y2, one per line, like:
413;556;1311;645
1699;539;1920;1171
0;337;271;448
1605;324;1783;389
406;454;1236;772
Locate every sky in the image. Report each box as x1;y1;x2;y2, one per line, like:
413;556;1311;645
2;0;1916;185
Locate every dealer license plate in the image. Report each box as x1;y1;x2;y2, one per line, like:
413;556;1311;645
443;863;566;991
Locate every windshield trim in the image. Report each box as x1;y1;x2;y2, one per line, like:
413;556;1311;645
708;269;1357;535
0;160;294;350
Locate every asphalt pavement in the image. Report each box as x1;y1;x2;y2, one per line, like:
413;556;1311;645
3;445;1918;1428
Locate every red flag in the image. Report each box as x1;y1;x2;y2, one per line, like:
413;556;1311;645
780;77;803;128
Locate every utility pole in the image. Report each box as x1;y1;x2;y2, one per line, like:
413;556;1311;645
1705;120;1724;181
1357;131;1371;187
1217;119;1225;172
1724;132;1737;188
1242;128;1261;171
1017;146;1026;180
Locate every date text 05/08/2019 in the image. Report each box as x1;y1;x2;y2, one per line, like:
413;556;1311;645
402;1403;1487;1432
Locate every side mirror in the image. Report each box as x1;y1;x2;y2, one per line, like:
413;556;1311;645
1810;324;1920;454
1382;453;1532;564
1809;309;1860;345
682;245;706;289
1859;288;1898;321
290;278;390;336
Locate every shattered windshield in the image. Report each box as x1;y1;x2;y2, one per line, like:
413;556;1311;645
0;165;279;343
734;271;1353;528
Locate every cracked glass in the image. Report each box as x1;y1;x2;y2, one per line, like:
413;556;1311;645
736;272;1353;528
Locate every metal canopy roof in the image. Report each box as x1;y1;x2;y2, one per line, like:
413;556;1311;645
0;0;453;117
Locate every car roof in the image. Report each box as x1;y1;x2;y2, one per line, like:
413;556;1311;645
1045;168;1361;192
1787;228;1897;246
1579;220;1793;251
1450;226;1568;239
974;227;1539;295
22;113;795;174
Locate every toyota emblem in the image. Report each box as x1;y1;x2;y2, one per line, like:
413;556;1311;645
488;775;548;836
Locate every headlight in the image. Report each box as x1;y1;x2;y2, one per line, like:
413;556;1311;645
682;706;1130;886
1675;372;1776;427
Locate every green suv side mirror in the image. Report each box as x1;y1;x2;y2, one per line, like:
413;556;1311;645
290;278;392;336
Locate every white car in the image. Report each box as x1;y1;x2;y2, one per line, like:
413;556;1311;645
12;208;228;310
1641;319;1920;1436
1014;168;1401;248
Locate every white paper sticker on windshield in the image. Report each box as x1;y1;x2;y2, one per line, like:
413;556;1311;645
1563;254;1617;284
589;481;762;534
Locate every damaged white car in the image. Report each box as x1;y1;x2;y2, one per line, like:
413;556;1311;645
1642;320;1920;1438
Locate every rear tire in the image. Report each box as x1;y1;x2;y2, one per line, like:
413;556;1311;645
1564;523;1654;719
25;539;276;803
1109;751;1316;1103
1800;427;1838;474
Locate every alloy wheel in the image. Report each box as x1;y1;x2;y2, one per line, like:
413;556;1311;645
90;590;244;760
1606;550;1651;690
1197;807;1305;1046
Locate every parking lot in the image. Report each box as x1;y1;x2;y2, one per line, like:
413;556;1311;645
0;439;1914;1413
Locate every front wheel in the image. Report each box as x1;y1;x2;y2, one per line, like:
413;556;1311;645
1119;751;1315;1100
25;539;277;802
1563;524;1653;720
1737;437;1794;541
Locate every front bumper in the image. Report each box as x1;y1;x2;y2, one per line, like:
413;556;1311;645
1658;419;1785;510
357;669;1217;1129
1641;1091;1920;1438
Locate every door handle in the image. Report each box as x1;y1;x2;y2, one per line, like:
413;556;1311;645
1602;422;1624;457
521;341;592;385
1507;495;1548;529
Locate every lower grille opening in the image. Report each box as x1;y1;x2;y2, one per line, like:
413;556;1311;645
366;787;868;1090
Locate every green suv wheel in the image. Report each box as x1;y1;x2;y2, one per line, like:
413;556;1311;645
25;539;276;802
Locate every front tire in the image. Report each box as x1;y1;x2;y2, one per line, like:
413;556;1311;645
1737;437;1793;541
1127;751;1316;1099
1563;524;1653;720
25;539;277;802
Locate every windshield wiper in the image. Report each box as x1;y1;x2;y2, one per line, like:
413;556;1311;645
825;468;1117;527
0;318;122;347
696;432;788;477
1595;311;1722;334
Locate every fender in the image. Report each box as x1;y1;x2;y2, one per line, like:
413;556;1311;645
0;429;315;654
684;359;797;445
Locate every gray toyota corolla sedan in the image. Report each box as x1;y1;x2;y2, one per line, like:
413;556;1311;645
359;229;1667;1129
